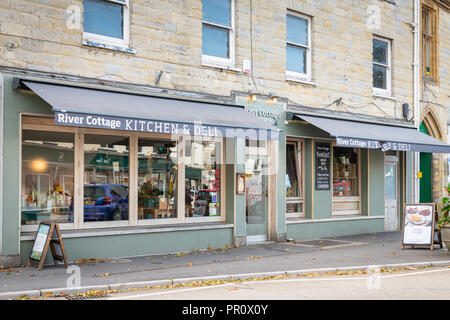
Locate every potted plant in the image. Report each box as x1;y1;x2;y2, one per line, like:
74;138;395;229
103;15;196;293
437;183;450;250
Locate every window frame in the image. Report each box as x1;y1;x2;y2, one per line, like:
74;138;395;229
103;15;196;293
421;4;438;82
82;0;130;49
20;116;226;232
331;143;361;216
285;11;312;83
285;139;304;218
201;0;235;69
372;36;392;97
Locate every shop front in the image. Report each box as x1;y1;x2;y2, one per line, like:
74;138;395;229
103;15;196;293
284;109;450;240
0;77;279;266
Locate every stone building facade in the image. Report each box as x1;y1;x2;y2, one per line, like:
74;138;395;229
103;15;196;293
0;0;448;266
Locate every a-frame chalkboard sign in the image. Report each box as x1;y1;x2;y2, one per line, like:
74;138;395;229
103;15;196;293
28;222;68;270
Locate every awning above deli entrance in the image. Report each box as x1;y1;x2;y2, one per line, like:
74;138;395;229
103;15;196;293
20;80;279;140
290;113;450;153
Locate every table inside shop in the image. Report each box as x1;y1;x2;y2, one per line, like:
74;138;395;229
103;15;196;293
21;207;71;224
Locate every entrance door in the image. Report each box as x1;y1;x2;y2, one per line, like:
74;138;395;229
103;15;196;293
245;143;268;243
419;122;432;203
385;159;399;231
419;152;432;203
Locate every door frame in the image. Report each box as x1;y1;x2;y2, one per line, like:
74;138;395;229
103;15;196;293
385;155;400;231
244;139;277;243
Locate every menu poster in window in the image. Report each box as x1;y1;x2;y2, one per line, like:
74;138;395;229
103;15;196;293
402;203;435;248
315;142;331;190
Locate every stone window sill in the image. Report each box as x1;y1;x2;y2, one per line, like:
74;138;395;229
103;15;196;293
82;38;136;54
21;222;233;241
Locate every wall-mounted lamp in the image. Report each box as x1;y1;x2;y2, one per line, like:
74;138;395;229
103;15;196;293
248;94;257;102
402;103;409;120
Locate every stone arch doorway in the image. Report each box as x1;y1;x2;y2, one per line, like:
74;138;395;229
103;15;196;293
419;109;445;203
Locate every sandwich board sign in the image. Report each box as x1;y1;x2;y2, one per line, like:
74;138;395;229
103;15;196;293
28;222;68;270
401;203;436;250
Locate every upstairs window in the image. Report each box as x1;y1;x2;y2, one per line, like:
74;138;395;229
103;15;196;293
286;12;312;82
372;36;391;96
202;0;234;67
83;0;130;48
422;5;438;82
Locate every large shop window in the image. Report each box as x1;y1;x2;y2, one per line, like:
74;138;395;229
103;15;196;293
21;130;75;227
185;139;222;219
83;134;130;223
286;140;304;218
138;138;178;220
20;117;225;231
332;147;360;215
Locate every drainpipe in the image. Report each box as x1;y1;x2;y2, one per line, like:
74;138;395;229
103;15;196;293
413;0;420;202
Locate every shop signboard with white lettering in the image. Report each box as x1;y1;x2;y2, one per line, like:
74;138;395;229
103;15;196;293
315;142;331;190
54;111;279;140
336;137;412;152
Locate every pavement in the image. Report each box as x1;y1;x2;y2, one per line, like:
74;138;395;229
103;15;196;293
0;231;449;300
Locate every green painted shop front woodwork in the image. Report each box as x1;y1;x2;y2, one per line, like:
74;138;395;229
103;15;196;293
283;116;403;239
419;123;432;203
2;76;279;265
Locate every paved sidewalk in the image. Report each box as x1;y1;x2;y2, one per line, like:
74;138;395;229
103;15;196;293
0;231;448;299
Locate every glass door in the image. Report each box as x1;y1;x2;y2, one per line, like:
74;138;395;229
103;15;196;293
385;161;398;231
245;140;268;243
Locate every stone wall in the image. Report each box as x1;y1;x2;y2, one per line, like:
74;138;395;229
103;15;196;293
419;2;450;203
0;0;415;120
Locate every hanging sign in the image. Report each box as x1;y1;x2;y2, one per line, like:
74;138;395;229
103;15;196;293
29;223;69;270
401;203;435;250
315;142;331;190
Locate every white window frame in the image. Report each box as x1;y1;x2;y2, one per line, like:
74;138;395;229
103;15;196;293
201;0;235;69
286;11;312;83
372;36;392;97
82;0;130;49
286;139;304;218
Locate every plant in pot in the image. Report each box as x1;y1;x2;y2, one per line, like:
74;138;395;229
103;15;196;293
437;183;450;250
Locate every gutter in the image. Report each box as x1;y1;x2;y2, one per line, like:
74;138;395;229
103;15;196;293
413;0;421;202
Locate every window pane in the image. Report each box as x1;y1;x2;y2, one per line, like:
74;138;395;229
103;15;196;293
84;135;129;222
333;201;359;212
202;24;229;58
372;39;388;64
21;131;74;225
286;202;302;214
385;164;397;200
287;44;306;74
84;0;124;39
202;0;231;27
138;139;177;220
185;139;221;218
373;64;387;89
333;147;358;197
286;143;301;198
287;14;308;46
425;38;431;74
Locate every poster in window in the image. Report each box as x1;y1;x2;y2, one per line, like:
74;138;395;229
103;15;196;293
402;203;435;247
315;142;331;190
